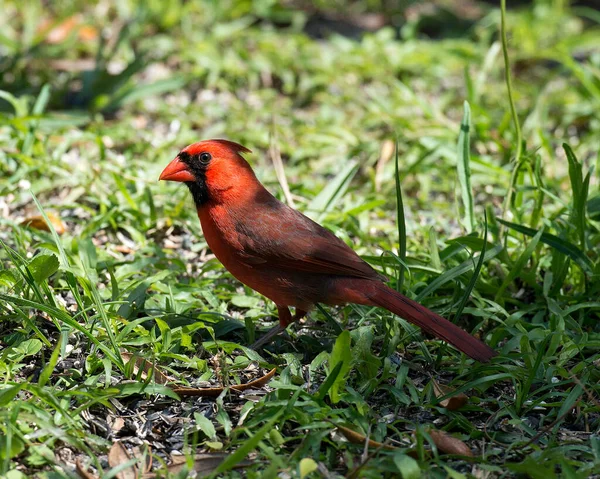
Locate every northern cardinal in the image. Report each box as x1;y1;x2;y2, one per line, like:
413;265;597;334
160;139;496;361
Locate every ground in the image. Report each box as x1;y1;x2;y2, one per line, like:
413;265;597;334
0;1;599;478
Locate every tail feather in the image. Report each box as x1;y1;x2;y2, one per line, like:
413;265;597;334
370;283;497;362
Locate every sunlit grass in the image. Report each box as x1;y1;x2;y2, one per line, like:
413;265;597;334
1;1;599;477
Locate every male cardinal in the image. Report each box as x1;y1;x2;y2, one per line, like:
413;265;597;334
160;139;496;362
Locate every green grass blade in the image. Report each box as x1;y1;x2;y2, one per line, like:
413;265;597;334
564;143;589;250
416;244;503;301
495;226;544;301
515;334;551;413
104;75;188;111
328;330;351;403
32;83;51;115
0;293;121;365
316;361;344;401
530;153;545;229
307;161;359;220
428;227;442;271
552;380;585;434
29;193;69;269
500;0;524;224
0;89;26;115
588;193;600;221
38;333;63;388
496;218;592;274
457;101;475;232
394;140;407;289
453;211;487;322
30;192;90;323
22;84;51;155
214;410;283;475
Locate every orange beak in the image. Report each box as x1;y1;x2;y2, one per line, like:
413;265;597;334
159;156;196;182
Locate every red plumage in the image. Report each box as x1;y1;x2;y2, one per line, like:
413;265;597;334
160;139;496;362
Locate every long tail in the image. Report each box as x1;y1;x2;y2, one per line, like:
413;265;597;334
368;283;497;362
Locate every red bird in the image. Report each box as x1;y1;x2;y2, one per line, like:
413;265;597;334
160;139;496;362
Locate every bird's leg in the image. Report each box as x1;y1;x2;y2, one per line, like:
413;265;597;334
250;307;308;349
250;306;292;350
278;306;293;327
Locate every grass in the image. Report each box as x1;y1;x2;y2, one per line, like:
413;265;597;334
1;0;600;477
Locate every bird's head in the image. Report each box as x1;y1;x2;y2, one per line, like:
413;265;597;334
160;139;254;206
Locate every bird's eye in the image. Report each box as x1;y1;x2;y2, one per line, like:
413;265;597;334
199;152;212;164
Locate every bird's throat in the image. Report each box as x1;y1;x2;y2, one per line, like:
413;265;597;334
186;179;210;207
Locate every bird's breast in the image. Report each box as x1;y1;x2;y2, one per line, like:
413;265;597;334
196;205;324;309
197;205;273;288
197;205;247;270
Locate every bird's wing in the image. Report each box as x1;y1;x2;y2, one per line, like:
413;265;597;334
235;203;387;282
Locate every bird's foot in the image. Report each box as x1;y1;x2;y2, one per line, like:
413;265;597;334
249;323;288;350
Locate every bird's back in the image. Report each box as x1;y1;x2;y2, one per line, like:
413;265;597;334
198;186;385;308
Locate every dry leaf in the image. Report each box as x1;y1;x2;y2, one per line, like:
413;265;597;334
172;368;276;397
75;458;98;479
120;351;275;397
163;453;252;477
431;379;469;410
49;59;96;72
121;352;175;385
427;429;473;457
110;416;125;435
42;15;98;44
78;25;98;41
108;441;138;479
335;424;397;451
375;139;395;192
132;446;152;474
21;213;66;234
269;136;296;208
114;245;135;254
